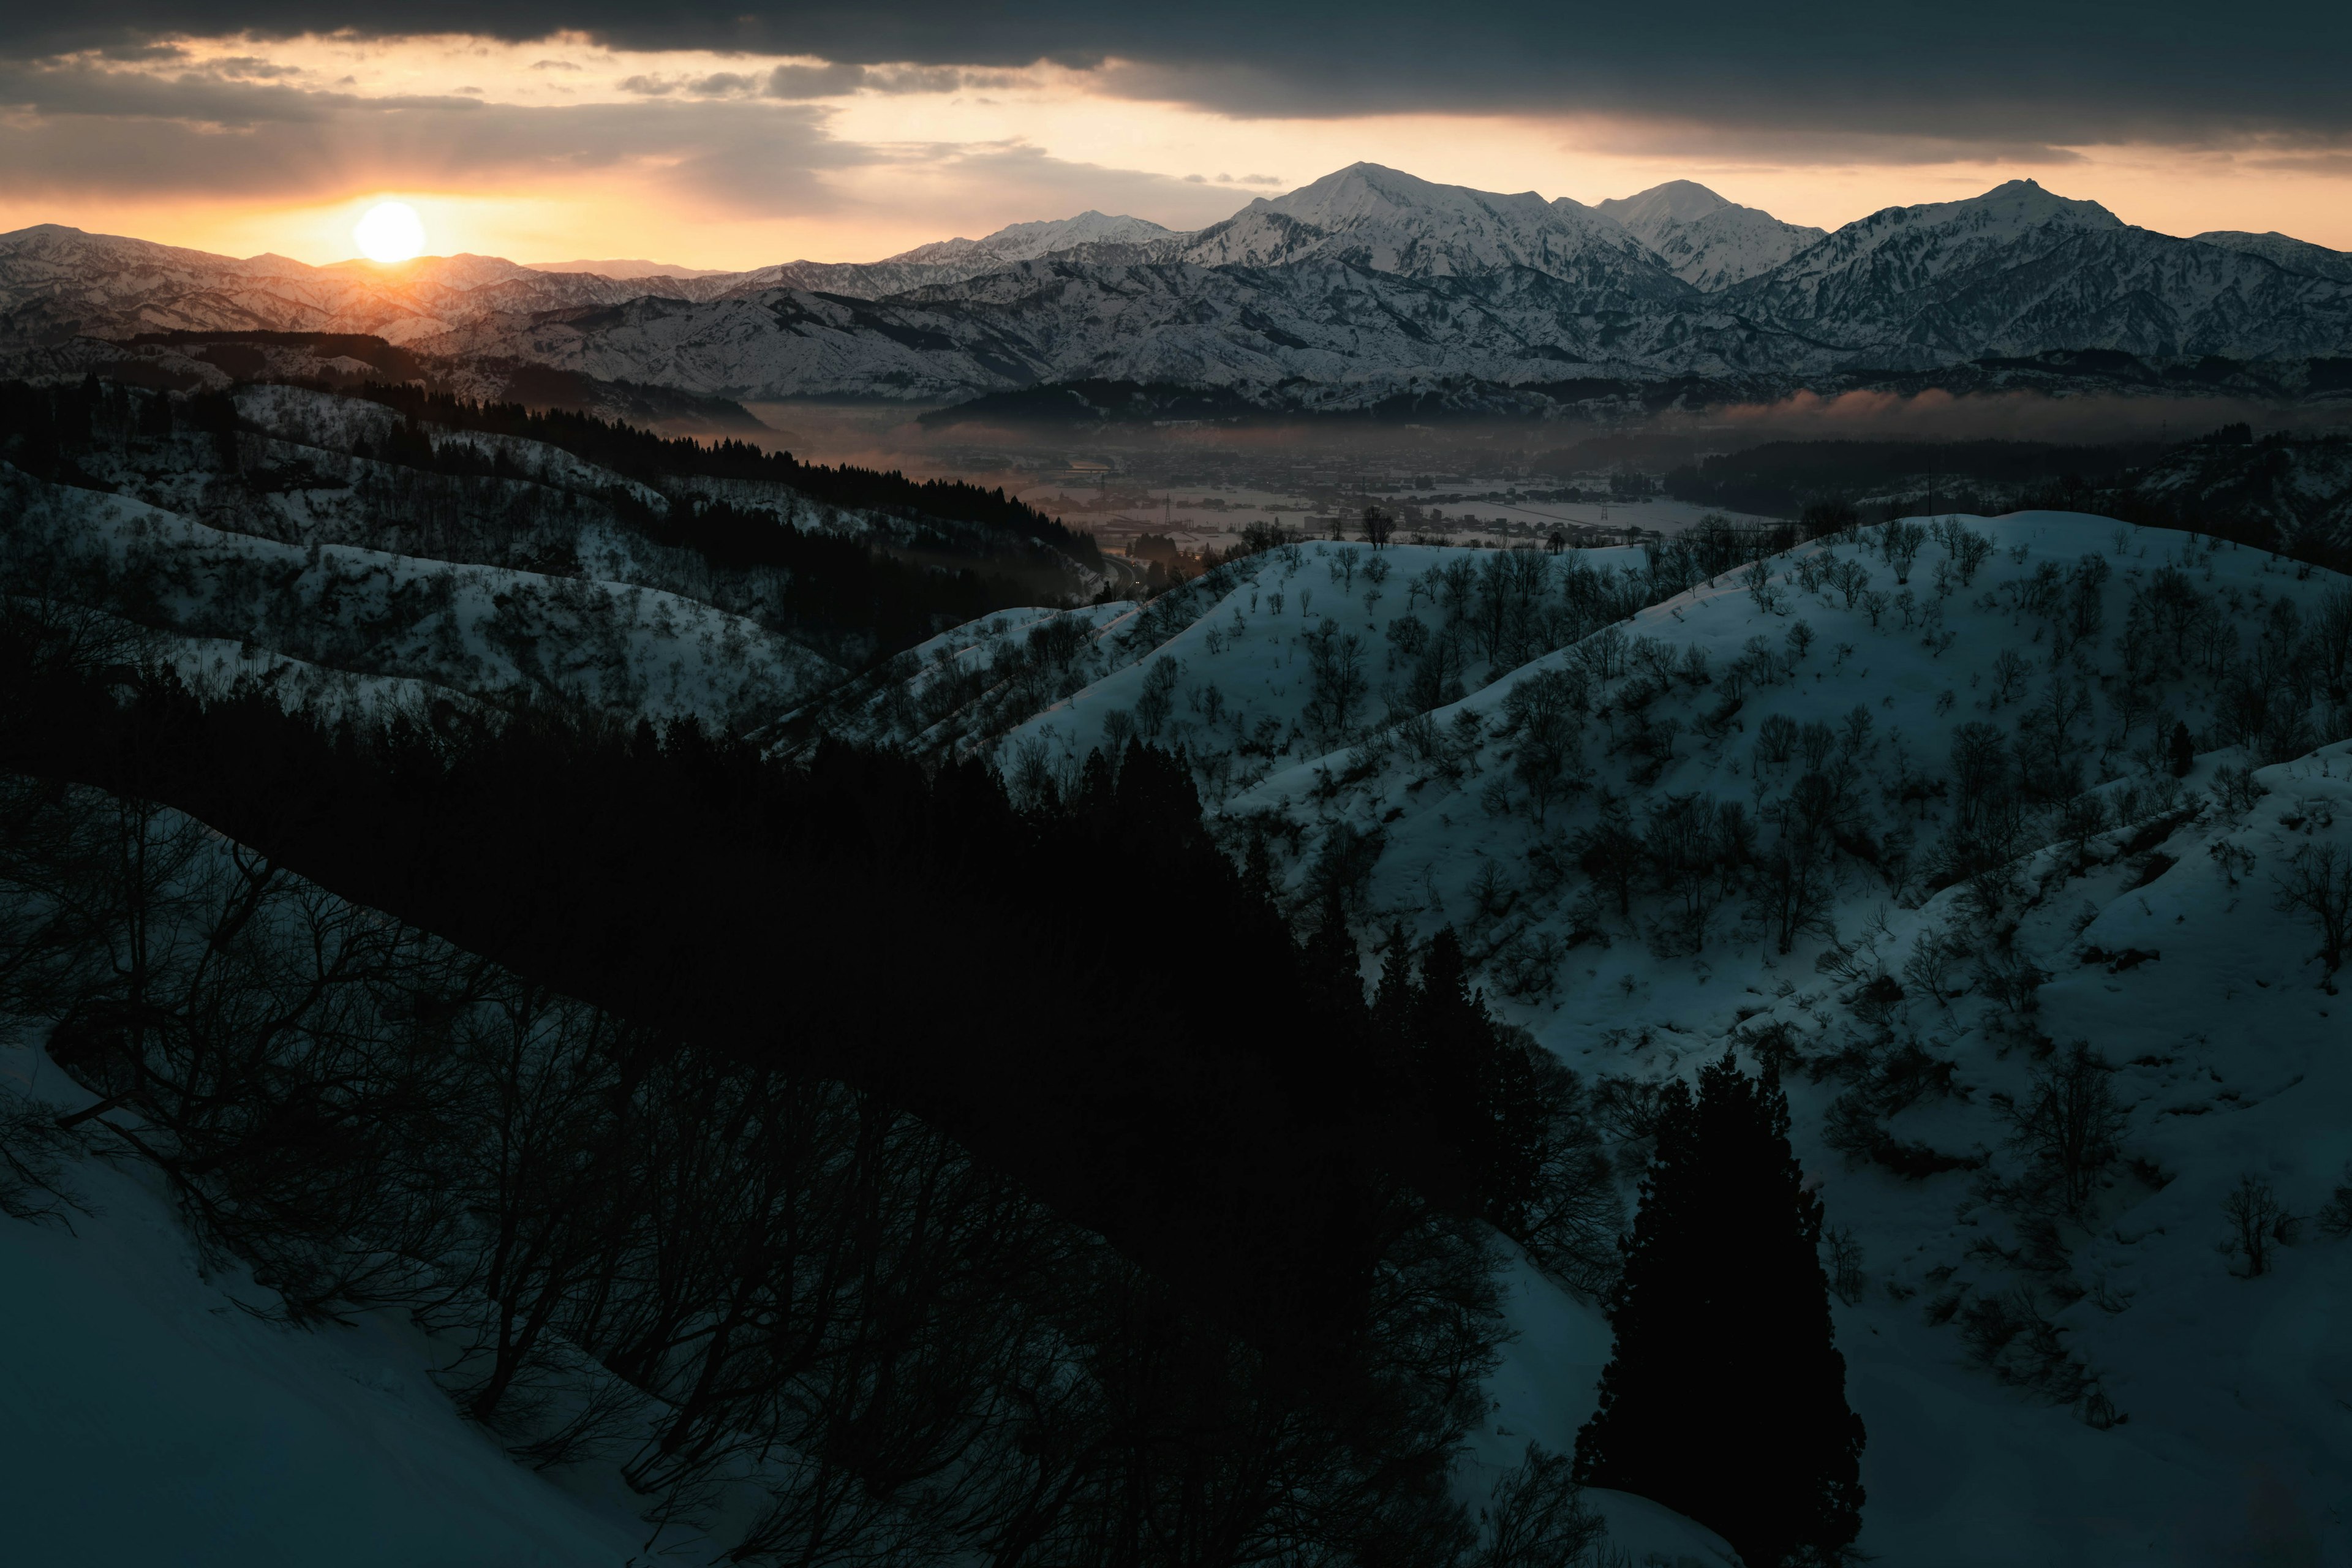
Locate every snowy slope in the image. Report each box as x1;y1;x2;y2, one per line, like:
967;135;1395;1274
1;467;840;729
0;1031;647;1568
886;513;2352;1563
889;210;1187;268
1597;181;1825;292
2192;230;2352;284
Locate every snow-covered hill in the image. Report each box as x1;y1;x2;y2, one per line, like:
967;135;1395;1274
0;1030;650;1566
846;513;2352;1563
1;466;840;728
1597;181;1826;292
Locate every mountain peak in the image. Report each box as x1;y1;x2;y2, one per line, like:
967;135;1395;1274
1178;161;1681;290
1595;182;1824;292
1597;180;1734;228
1942;178;2122;231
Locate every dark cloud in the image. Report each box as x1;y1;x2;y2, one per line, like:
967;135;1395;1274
0;3;2345;152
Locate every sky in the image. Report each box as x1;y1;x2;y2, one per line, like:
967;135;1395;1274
1;3;2347;268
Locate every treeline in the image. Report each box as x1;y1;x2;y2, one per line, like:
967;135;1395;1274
1661;429;2352;577
644;494;1067;655
345;381;1099;560
1662;438;2163;518
0;375;238;486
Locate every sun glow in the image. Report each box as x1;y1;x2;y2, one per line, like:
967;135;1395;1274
353;202;427;263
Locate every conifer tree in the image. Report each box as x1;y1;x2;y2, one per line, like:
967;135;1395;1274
1408;929;1547;1232
1573;1051;1864;1567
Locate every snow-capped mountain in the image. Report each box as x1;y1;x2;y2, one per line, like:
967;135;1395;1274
526;257;734;278
2191;229;2352;284
1178;163;1688;300
6;168;2350;409
1597;179;1826;292
1722;179;2352;368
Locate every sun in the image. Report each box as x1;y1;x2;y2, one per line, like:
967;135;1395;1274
353;202;427;264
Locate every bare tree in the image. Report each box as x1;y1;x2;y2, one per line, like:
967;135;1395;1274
1822;1225;1866;1306
1473;1443;1607;1568
2272;843;2352;986
2218;1174;2292;1278
2003;1042;2125;1216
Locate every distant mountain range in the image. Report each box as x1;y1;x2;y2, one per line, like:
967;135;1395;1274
5;164;2349;416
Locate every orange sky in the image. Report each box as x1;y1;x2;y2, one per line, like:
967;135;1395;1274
1;35;2346;268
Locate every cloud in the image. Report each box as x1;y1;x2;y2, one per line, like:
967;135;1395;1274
0;69;866;213
0;58;481;123
761;61;995;99
0;3;2346;156
0;61;1235;237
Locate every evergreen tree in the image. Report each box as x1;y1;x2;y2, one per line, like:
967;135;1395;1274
1408;929;1548;1233
1573;1051;1864;1567
1300;893;1369;1037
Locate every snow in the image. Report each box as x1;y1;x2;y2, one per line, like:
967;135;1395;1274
0;1040;644;1568
1597;182;1825;293
889;210;1187;268
2191;230;2352;284
986;541;1648;796
1;467;840;729
1180;162;1681;292
13;170;2348;407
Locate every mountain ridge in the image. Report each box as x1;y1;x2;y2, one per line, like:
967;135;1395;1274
5;170;2348;409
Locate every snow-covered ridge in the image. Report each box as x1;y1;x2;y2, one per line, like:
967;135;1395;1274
2192;228;2352;284
888;210;1188;268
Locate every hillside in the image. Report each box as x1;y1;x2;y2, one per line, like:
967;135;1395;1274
0;379;1109;710
840;511;2352;1563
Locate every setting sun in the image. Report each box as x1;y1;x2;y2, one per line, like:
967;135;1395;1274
352;201;426;263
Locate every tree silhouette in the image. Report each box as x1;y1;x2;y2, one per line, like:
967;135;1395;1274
1575;1051;1864;1567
